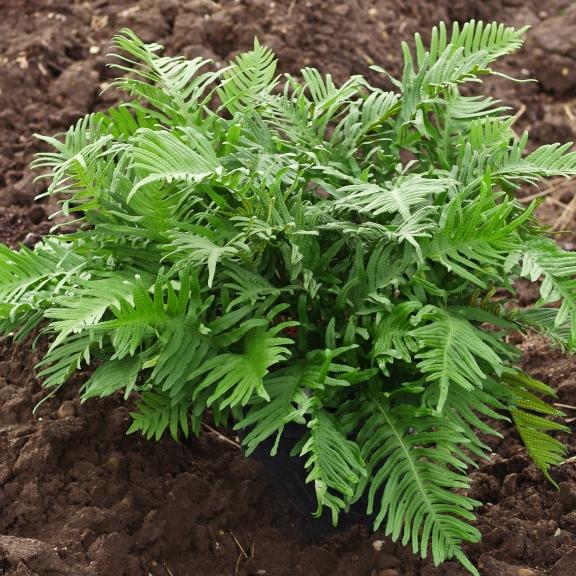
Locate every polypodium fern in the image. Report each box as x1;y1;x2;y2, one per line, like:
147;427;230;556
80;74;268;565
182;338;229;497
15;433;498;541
1;21;574;575
358;399;481;573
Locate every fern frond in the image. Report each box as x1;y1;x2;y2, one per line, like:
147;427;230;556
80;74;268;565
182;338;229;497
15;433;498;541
493;139;576;188
0;241;85;306
111;28;219;123
372;301;422;374
358;399;480;573
336;175;454;219
164;232;248;287
511;307;572;349
236;361;321;455
128;389;192;440
128;128;221;199
188;324;293;409
398;21;527;127
503;370;569;485
423;180;532;287
217;38;278;113
44;277;129;349
520;239;576;341
410;306;504;412
301;408;366;525
81;355;142;401
36;333;95;389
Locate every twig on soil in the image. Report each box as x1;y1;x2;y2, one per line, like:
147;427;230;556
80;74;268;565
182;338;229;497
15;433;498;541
511;102;527;126
519;178;572;204
162;562;175;576
554;403;576;411
565;104;576;125
519;188;555;204
554;191;576;231
202;423;242;449
230;532;249;574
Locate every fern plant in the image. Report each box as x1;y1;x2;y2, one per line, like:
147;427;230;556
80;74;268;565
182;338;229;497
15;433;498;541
1;22;574;574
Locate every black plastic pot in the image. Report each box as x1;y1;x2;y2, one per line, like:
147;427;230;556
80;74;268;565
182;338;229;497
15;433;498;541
242;423;370;540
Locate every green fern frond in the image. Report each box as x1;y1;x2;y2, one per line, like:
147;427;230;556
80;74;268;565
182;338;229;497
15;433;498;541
188;324;293;409
358;399;480;573
111;28;219;123
423;178;532;287
217;38;278;113
336;175;455;220
511;307;572;348
503;370;569;485
397;21;527;128
520;239;576;341
410;306;504;412
44;277;129;349
0;241;86;304
81;355;142;401
301;408;366;525
36;334;95;389
235;359;331;455
128;389;192;440
128;128;222;199
372;301;422;374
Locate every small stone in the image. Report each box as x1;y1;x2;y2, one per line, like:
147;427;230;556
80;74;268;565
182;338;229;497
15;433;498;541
517;569;536;576
57;401;77;420
372;539;384;551
333;4;350;16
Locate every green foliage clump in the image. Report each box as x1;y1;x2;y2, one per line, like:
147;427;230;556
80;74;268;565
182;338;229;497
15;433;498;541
1;21;575;574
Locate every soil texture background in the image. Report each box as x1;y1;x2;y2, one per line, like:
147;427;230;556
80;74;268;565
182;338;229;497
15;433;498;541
1;1;576;575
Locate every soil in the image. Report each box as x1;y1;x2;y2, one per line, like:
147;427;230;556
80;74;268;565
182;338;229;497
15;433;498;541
1;1;576;575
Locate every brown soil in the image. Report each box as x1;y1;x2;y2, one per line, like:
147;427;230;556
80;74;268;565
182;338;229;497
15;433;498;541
1;1;576;575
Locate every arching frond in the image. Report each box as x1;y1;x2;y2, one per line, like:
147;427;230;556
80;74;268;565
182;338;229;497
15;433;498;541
111;28;219;123
410;307;504;412
520;239;576;342
301;408;366;525
0;241;85;304
422;179;532;287
503;370;569;485
128;128;222;199
358;399;480;574
188;324;293;410
336;175;454;220
217;38;278;114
